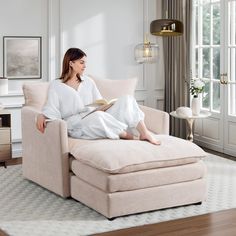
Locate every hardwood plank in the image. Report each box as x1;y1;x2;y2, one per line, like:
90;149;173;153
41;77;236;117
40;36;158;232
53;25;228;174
94;209;236;236
0;229;8;236
0;157;22;168
6;157;22;166
203;148;236;161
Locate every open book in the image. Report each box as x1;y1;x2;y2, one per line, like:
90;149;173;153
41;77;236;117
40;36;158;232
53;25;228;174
82;98;117;119
86;98;117;107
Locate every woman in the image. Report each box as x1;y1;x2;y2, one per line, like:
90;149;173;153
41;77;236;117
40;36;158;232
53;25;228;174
37;48;160;145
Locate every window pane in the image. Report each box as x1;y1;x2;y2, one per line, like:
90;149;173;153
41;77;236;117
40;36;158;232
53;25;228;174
213;4;220;45
228;1;236;45
213;47;220;80
195;7;199;45
203;4;211;45
213;82;220;111
203;48;210;78
202;81;210;109
228;84;236;115
195;49;199;77
229;48;236;82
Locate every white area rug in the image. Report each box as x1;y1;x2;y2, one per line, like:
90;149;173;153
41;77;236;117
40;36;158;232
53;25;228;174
0;154;236;236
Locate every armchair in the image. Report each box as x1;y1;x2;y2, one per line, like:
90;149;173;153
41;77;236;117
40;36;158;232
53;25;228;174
22;78;207;219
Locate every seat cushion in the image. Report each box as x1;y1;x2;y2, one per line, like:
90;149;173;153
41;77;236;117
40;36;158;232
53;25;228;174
71;159;206;193
69;135;206;174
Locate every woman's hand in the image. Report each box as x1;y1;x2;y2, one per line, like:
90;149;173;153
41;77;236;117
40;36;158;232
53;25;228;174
36;114;47;133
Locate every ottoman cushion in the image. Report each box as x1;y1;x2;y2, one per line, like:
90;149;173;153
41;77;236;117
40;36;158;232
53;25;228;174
71;159;207;192
69;135;206;174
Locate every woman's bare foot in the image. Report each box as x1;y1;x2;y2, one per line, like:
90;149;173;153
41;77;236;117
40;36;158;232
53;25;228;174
140;132;161;145
119;131;134;140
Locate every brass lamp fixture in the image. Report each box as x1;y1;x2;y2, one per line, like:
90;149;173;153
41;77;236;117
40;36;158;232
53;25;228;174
150;19;183;36
134;34;159;64
134;0;159;64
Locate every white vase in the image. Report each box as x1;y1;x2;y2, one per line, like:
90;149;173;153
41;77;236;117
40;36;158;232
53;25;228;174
0;78;8;95
191;96;200;116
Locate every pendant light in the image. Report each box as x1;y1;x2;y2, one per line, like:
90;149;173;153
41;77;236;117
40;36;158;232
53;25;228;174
134;34;159;64
150;1;183;36
150;19;183;36
134;0;159;64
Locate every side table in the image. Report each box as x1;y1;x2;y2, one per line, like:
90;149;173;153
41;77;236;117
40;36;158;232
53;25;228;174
170;110;211;142
0;109;12;167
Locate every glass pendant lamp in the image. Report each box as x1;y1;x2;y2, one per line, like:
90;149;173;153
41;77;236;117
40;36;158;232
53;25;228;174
134;34;159;64
134;0;159;64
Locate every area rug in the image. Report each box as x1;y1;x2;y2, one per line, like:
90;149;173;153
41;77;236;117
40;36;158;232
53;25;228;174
0;154;236;236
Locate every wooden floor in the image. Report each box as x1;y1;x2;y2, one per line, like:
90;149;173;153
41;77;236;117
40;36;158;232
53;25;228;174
0;229;8;236
94;209;236;236
0;157;22;168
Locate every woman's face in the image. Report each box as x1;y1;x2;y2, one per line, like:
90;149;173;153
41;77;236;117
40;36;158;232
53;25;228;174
70;56;86;75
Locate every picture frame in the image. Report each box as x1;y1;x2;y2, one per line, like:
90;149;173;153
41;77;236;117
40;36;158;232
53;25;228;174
3;36;42;79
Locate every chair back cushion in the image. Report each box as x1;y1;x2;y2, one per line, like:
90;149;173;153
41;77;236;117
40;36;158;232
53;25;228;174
22;76;137;110
23;82;49;110
91;76;137;100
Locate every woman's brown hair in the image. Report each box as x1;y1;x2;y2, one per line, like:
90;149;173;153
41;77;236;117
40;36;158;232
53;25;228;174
60;48;86;83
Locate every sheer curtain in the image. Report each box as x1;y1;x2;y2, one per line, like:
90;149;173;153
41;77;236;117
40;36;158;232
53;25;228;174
162;0;192;138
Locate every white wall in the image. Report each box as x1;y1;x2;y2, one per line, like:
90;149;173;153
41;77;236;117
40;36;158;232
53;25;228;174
0;0;164;156
0;0;49;90
0;0;48;156
61;0;143;80
58;0;164;107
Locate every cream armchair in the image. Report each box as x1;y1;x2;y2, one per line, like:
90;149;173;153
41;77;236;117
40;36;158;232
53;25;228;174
22;78;207;219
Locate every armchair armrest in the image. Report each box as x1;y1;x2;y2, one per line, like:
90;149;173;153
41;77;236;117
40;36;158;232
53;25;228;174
21;106;70;197
140;105;169;135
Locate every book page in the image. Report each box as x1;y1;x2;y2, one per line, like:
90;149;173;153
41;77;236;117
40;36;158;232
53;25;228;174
86;98;117;107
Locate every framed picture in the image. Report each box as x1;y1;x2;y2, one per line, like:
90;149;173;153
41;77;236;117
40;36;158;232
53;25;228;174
3;36;42;79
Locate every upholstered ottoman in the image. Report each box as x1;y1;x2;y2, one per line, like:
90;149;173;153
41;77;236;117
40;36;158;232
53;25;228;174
69;135;207;219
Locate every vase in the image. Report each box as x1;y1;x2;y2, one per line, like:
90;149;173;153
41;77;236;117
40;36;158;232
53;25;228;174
191;96;200;116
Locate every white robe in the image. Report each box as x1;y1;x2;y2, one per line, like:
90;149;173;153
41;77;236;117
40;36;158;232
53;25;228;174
42;76;144;139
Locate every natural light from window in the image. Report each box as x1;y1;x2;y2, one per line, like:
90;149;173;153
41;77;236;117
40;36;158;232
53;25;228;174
193;0;236;116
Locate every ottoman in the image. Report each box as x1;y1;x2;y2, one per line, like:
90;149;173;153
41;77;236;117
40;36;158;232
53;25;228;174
69;135;207;219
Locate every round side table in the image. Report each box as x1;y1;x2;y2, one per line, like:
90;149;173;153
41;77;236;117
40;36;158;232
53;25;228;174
170;110;211;142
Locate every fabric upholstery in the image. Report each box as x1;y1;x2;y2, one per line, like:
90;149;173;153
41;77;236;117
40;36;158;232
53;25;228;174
22;106;70;197
23;82;49;110
22;78;207;218
71;175;207;218
140;105;169;134
90;76;137;100
71;159;206;192
22;76;137;110
69;135;206;173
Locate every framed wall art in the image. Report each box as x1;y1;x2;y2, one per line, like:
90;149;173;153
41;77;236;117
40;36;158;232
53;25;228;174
3;36;42;79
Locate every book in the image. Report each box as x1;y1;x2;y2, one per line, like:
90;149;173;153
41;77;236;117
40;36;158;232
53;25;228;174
82;98;117;119
86;98;117;107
